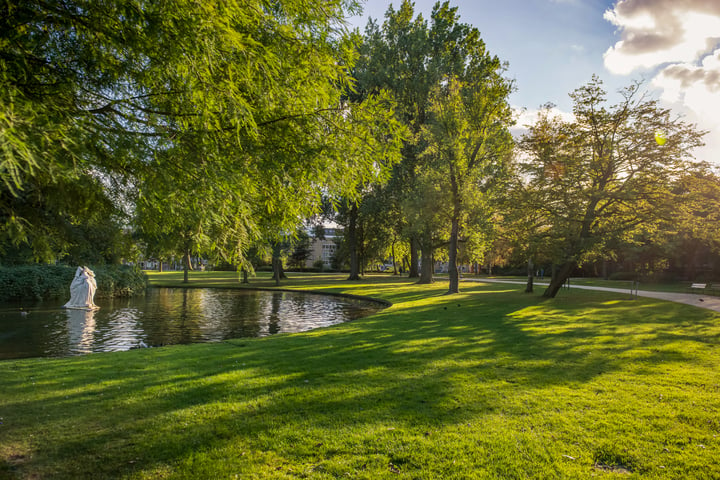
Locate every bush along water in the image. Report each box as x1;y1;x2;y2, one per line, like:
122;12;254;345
0;264;147;302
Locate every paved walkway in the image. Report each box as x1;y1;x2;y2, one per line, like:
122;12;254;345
461;278;720;313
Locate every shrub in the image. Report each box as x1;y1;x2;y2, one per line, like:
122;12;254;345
93;265;148;298
285;267;321;273
0;265;72;302
608;271;638;281
0;264;147;302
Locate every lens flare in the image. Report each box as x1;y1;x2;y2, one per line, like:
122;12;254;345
655;129;667;146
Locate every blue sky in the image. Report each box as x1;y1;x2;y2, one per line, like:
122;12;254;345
347;0;720;164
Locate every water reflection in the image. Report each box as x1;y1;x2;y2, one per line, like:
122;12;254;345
0;288;382;359
66;309;97;355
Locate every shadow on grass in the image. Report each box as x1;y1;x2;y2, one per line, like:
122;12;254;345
1;280;719;478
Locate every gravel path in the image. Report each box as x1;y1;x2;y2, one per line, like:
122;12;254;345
462;278;720;313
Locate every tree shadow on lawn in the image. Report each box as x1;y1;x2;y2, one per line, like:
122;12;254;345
2;284;719;478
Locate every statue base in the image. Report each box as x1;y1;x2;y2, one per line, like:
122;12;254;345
62;305;100;311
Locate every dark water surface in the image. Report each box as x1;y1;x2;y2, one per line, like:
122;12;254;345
0;288;383;360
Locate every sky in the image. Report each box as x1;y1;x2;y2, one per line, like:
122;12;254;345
347;0;720;165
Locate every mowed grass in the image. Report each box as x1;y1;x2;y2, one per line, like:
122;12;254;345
445;274;715;295
1;272;719;479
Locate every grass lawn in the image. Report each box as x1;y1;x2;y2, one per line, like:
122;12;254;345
1;272;719;479
444;274;716;295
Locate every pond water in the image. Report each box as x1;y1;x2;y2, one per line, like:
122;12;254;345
0;288;383;360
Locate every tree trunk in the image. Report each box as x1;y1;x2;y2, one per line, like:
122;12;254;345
447;216;460;294
391;241;398;275
242;269;249;284
272;256;282;286
183;249;192;283
542;261;576;298
408;237;419;278
271;242;286;286
418;244;434;284
525;258;534;293
347;203;361;280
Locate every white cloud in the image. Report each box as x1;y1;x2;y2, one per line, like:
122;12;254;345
654;49;720;102
511;106;575;139
652;49;720;163
604;9;720;74
603;0;720;163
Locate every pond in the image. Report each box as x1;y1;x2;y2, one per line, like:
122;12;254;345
0;288;384;360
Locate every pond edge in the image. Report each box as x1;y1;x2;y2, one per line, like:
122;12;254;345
148;285;393;308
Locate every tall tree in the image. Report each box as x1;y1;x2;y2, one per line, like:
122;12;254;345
519;77;706;298
354;1;512;287
352;1;457;278
421;77;514;293
288;230;312;270
672;165;720;256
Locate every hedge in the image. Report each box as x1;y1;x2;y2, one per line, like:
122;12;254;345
0;264;147;302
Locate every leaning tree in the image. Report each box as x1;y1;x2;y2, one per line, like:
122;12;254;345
518;76;706;298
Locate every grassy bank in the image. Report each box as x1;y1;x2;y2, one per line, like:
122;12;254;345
1;272;719;479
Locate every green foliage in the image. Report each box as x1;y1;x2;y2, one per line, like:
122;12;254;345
353;1;513;288
0;265;73;302
673;167;720;253
0;171;133;264
518;76;706;297
288;230;312;269
0;264;146;302
2;0;404;268
608;271;639;281
93;264;148;298
420;74;514;292
353;1;493;278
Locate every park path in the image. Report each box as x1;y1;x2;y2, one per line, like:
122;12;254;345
460;278;720;313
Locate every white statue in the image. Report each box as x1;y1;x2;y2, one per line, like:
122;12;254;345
63;266;99;310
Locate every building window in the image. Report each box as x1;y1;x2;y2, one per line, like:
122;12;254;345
322;243;336;265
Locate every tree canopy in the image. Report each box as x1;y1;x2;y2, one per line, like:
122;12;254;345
1;0;404;267
4;0;716;289
421;76;514;293
518;76;706;297
352;1;513;286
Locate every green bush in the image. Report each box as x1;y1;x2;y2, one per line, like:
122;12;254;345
608;271;638;281
0;264;147;302
285;267;321;273
93;265;148;299
0;265;71;302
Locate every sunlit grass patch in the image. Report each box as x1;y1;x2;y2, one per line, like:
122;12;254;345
1;273;719;478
